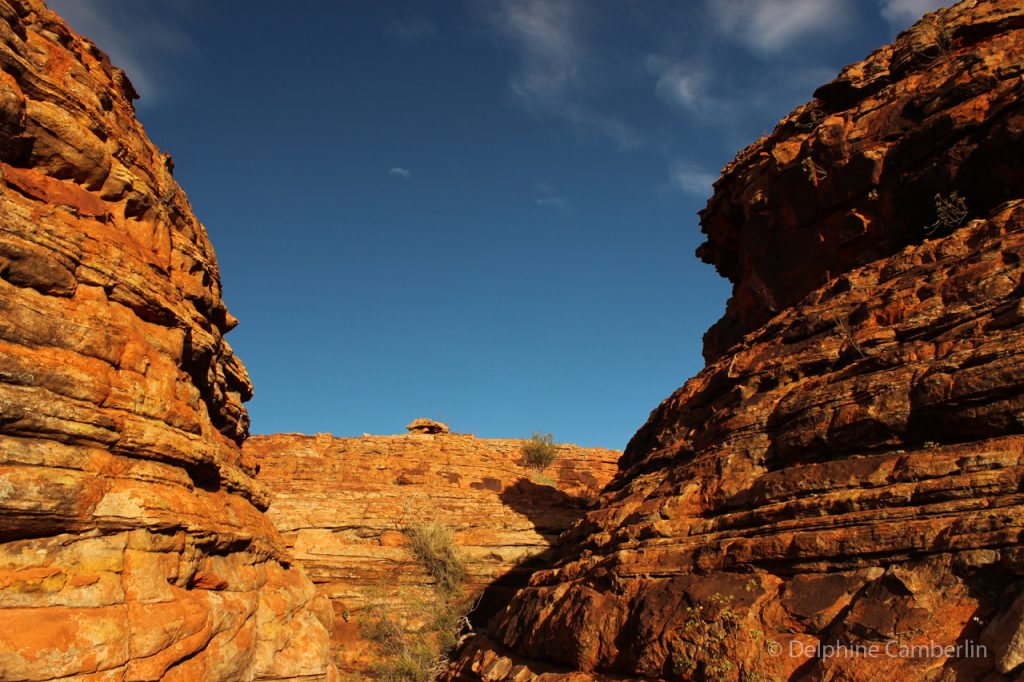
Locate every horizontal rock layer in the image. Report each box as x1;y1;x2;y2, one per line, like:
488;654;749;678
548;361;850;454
0;1;334;679
247;432;619;676
697;0;1024;363
447;2;1024;680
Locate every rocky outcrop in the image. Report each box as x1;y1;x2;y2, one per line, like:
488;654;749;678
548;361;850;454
447;2;1024;680
408;418;451;435
0;1;334;679
246;431;619;676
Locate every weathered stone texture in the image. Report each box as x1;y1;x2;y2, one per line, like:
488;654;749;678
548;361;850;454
247;431;619;676
0;1;334;679
447;2;1024;680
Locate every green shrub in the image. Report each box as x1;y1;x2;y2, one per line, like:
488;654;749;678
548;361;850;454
403;521;466;595
521;432;558;470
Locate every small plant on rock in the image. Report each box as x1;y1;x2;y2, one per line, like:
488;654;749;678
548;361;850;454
521;432;559;470
674;592;769;682
801;157;828;184
404;520;466;594
925;191;968;236
361;519;474;680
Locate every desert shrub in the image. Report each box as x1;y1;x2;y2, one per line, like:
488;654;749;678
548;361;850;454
365;620;445;682
926;191;968;235
521;432;558;470
404;520;466;594
670;592;769;682
360;521;473;680
360;596;473;682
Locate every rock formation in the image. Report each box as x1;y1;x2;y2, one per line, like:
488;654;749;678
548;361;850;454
408;418;451;435
446;1;1024;680
246;431;619;677
0;1;334;679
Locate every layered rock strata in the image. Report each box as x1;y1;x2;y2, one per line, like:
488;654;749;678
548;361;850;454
246;431;619;676
447;2;1024;680
0;1;334;679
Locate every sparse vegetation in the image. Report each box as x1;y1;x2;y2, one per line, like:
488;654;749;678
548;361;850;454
909;13;956;65
801;157;828;184
360;519;474;681
925;191;968;236
529;470;556;487
829;311;867;359
362;605;447;682
521;432;559;470
793;105;825;131
669;592;769;682
404;520;466;594
930;14;955;55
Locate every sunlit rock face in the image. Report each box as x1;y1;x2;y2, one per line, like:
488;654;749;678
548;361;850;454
247;431;619;677
0;1;335;679
446;1;1024;680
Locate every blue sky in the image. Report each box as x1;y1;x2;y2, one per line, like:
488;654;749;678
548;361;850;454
51;0;947;449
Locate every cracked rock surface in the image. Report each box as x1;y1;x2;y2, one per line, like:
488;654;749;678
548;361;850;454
0;1;335;679
446;1;1024;679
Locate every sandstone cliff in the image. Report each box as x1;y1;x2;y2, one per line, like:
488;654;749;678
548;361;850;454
0;1;334;679
247;430;619;677
447;1;1024;680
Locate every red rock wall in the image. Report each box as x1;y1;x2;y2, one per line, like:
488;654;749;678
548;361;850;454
247;432;619;676
0;1;334;679
697;0;1024;364
447;2;1024;680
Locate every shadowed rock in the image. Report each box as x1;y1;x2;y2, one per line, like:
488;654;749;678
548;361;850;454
248;431;619;677
445;1;1024;680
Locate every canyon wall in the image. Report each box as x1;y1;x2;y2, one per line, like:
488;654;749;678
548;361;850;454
447;1;1024;680
0;1;334;679
247;429;619;677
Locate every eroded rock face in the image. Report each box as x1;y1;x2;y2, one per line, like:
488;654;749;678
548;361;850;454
697;0;1024;365
447;2;1024;680
0;2;334;679
246;432;619;676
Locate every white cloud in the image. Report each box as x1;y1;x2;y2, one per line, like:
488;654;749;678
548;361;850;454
480;0;642;150
647;56;723;118
496;0;579;108
709;0;852;53
46;0;194;104
879;0;948;30
669;161;717;197
533;182;568;210
389;167;412;178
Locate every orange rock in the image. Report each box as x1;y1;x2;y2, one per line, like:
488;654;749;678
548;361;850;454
0;2;334;679
407;417;452;434
446;2;1024;680
248;431;619;676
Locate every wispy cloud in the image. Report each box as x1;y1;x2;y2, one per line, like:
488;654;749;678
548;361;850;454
389;167;412;178
384;16;438;42
708;0;852;53
879;0;948;30
669;160;717;197
647;56;723;118
480;0;642;150
533;182;568;210
46;0;194;105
